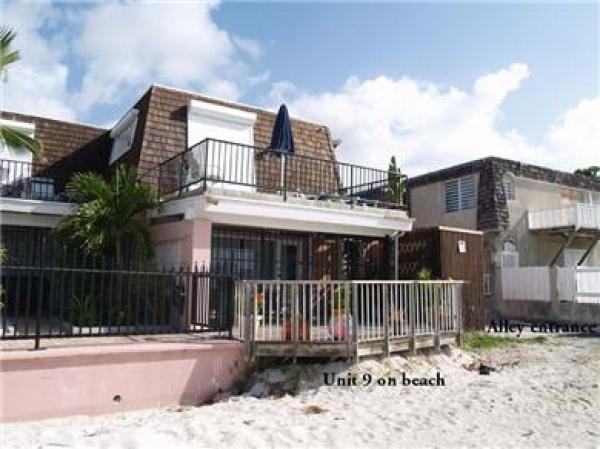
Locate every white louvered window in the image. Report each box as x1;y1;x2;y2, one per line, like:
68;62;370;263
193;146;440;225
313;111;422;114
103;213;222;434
444;176;476;213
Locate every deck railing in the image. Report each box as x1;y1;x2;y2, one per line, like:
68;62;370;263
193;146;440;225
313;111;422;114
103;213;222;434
0;159;73;202
157;138;406;209
233;280;463;358
528;203;600;231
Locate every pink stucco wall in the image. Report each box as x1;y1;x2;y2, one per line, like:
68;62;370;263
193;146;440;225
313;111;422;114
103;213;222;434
0;341;245;423
151;219;212;269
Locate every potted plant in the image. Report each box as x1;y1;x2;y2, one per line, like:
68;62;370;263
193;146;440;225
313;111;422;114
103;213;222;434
282;295;311;342
328;286;348;340
254;292;264;328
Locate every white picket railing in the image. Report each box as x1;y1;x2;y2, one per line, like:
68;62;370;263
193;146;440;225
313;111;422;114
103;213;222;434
528;203;600;231
232;280;463;348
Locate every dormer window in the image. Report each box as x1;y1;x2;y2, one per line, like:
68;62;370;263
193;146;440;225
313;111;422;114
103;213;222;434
503;173;516;201
109;109;139;165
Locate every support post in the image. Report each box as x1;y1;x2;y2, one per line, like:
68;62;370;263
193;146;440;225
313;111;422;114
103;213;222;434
293;284;298;364
577;232;600;266
352;283;359;363
409;283;416;355
549;267;560;321
456;284;464;347
345;282;352;363
434;285;441;352
383;285;390;357
549;231;577;267
244;284;253;361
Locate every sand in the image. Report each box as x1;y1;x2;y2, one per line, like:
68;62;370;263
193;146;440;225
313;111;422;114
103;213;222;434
2;335;599;449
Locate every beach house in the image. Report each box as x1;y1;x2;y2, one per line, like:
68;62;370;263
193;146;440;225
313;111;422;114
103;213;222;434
1;85;412;277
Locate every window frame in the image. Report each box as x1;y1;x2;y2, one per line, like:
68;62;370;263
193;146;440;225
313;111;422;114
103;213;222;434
503;173;516;201
443;175;477;213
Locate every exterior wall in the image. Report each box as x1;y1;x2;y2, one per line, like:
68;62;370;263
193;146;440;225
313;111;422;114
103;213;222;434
408;156;600;233
0;341;245;423
151;219;212;269
502;176;600;267
409;173;479;230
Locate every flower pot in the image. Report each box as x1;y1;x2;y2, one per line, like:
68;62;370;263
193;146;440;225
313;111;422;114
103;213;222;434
283;318;311;341
329;309;347;340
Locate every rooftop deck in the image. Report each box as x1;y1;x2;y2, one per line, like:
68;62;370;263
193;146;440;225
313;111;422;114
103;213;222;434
153;138;406;210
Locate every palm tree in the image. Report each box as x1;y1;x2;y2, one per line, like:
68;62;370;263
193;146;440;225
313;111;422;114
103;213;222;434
0;27;41;156
575;166;600;181
55;165;160;266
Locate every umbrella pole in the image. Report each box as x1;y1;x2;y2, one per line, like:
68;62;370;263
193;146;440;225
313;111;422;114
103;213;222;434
280;156;285;198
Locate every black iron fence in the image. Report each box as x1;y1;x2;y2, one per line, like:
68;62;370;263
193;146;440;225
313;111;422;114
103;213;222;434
156;138;406;208
0;159;74;202
0;264;234;348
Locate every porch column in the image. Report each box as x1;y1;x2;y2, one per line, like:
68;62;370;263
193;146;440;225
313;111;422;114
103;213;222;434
189;219;212;270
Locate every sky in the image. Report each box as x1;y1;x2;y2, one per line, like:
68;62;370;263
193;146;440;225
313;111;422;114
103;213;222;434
0;0;598;176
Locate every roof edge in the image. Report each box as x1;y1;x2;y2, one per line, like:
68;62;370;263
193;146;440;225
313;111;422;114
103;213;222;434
0;109;109;131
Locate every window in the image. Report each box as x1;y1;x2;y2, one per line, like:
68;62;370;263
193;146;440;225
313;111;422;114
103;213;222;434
444;176;476;213
500;240;519;267
109;109;139;165
503;174;515;200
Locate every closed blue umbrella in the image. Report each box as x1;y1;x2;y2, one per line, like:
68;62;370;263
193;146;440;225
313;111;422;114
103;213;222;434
270;104;294;154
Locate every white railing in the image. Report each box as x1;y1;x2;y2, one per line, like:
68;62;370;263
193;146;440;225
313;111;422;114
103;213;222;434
575;267;600;304
501;266;600;304
233;280;464;346
528;203;600;231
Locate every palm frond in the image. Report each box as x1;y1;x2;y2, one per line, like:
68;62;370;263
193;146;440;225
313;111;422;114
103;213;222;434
55;164;160;265
0;124;41;156
0;27;20;73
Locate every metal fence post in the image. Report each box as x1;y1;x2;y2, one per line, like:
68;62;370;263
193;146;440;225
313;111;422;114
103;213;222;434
33;266;44;350
203;141;209;193
349;166;354;208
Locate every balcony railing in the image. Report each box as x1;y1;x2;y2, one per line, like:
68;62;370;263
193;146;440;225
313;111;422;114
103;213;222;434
0;159;73;202
528;203;600;231
156;138;406;208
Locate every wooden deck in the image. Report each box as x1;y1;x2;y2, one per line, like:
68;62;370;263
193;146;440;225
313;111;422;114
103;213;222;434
234;280;464;360
253;333;460;359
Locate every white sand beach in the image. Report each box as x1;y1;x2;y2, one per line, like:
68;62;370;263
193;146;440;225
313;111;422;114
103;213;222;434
2;334;599;449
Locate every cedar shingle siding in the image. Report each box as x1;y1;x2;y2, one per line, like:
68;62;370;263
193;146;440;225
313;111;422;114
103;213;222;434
0;110;109;167
131;86;335;192
2;86;336;193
